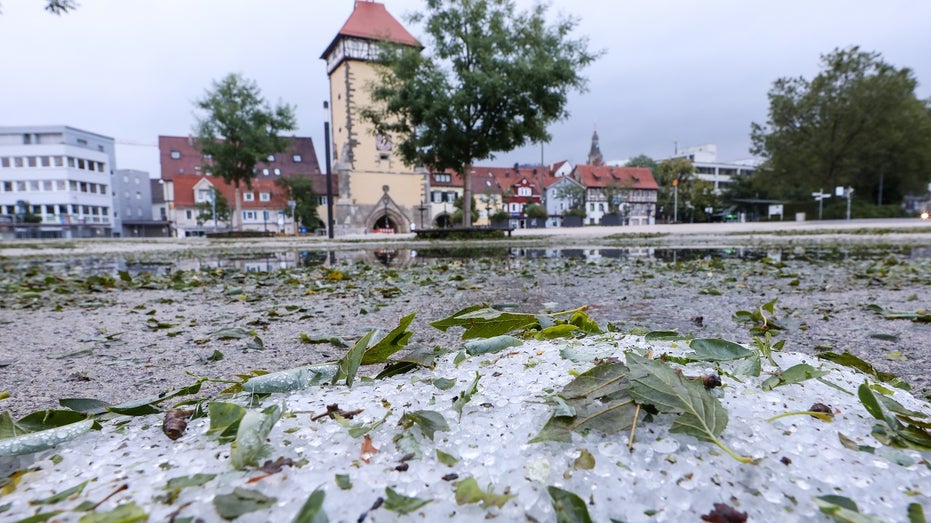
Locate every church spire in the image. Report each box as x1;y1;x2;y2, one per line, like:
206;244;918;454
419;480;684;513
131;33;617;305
587;127;604;166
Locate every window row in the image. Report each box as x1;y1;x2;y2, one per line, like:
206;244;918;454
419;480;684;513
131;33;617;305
0;155;106;173
430;190;458;203
1;179;108;195
169;150;303;164
3;203;110;218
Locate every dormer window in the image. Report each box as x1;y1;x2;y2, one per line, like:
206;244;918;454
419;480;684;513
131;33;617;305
170;150;181;159
267;155;276;162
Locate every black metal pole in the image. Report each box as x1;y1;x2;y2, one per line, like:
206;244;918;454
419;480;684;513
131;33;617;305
324;101;335;239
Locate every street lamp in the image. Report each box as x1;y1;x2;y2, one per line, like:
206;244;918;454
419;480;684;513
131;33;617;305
210;187;218;232
672;179;678;224
417;201;427;230
382;185;390;232
324;101;335;239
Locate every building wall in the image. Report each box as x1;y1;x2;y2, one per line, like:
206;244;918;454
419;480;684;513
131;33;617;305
112;169;153;236
328;57;426;234
0;126;115;238
667;144;758;193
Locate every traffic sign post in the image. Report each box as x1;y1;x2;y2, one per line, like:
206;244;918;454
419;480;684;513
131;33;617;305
812;189;830;220
836;186;854;220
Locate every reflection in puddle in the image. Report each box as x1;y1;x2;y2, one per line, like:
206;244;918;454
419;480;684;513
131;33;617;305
5;244;925;276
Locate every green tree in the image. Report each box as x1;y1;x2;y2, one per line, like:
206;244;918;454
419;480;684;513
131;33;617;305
193;73;296;190
451;195;479;226
624;154;659;173
601;182;632;215
524;202;548;219
553;182;586;215
276;176;322;231
655;158;695;223
194;188;230;228
751;46;931;203
364;0;600;228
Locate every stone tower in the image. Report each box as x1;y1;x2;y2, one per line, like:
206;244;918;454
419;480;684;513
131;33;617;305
321;1;427;234
587;128;604;166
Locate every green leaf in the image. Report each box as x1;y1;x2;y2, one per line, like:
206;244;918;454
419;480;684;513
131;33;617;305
231;402;284;470
432;377;456;391
463;335;522;355
77;502;147;523
11;512;62;523
209;327;252;340
454;477;515;508
573;448;596;470
105;381;204;416
535;324;580;340
207;401;247;444
817;351;910;390
335;474;352;490
292;488;328;523
761;363;828;391
626;352;750;463
452;372;481;421
361;312;415;364
165;474;216;490
436;449;458;466
547;486;593;523
430;306;538;339
0;418;94;457
393;432;421;459
382;487;431;515
814;495;887;523
399;410;449;441
644;330;681;341
733;352;762;377
688;338;752;361
569;311;602;334
341;410;390;439
58;398;112;415
858;383;931;450
15;409;91;432
333;330;375;387
299;334;348;348
30;480;88;505
242;363;338;393
531;363;637;443
907;503;925;523
213;487;278;520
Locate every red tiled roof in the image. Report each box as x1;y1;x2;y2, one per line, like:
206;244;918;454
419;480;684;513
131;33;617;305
470;165;551;196
159;135;322;181
321;1;420;59
572;165;659;191
169;175;310;210
159;135;333;207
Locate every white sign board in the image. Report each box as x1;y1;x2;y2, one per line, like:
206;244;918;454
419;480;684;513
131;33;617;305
768;204;784;217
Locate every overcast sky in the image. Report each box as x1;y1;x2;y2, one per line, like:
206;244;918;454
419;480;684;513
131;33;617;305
2;0;929;177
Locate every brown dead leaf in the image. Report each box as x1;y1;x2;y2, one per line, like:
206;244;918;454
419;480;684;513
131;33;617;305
162;409;193;440
700;502;748;523
360;434;379;464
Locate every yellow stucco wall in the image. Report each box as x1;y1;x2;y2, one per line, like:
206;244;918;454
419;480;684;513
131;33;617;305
328;58;426;231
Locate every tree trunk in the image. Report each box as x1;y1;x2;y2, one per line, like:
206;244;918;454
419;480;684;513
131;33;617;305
461;163;473;228
233;183;242;231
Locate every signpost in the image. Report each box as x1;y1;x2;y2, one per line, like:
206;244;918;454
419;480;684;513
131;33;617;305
811;189;830;220
768;204;784;220
836;186;854;220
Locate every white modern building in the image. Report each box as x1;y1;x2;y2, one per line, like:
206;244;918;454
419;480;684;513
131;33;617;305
0;126;116;238
667;144;759;193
